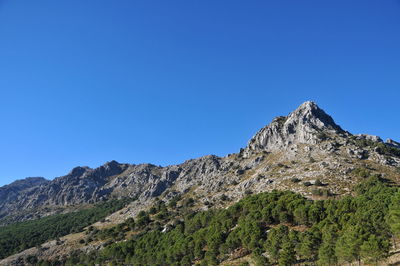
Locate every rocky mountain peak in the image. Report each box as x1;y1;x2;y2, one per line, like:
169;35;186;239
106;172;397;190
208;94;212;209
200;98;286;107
246;101;346;152
67;166;91;178
287;101;342;131
93;160;126;178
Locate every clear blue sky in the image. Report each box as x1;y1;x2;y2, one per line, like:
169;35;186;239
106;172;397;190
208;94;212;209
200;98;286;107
0;0;399;186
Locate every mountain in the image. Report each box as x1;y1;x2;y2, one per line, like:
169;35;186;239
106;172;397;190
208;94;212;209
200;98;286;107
1;101;400;265
1;101;399;224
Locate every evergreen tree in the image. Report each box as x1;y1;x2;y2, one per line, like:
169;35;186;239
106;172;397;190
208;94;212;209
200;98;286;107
318;227;337;266
387;192;400;248
297;227;321;261
335;226;362;264
293;205;308;225
278;239;296;266
360;235;389;265
266;225;289;262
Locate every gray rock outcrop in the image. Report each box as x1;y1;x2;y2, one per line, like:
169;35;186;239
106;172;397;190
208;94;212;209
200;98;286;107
356;134;383;143
245;101;347;153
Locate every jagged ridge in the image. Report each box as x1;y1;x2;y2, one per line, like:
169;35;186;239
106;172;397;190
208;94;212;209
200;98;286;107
1;101;400;226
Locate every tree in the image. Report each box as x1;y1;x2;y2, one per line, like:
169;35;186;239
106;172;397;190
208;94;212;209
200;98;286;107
251;248;270;266
318;227;337;266
25;255;38;264
293;205;308;225
278;240;296;266
360;235;389;265
297;227;320;261
136;212;150;228
308;201;324;224
387;192;400;248
203;251;218;265
335;226;362;265
265;225;288;262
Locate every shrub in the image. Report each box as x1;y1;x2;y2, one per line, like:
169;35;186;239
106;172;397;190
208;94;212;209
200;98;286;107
352;168;371;178
183;198;195;207
149;206;158;214
312;189;323;196
314;179;323;186
245;189;253;195
303;181;312;187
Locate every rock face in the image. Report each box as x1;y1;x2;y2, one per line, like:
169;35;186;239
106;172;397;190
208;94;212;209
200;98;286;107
0;177;48;207
1;101;400;225
0;162;129;220
246;101;347;153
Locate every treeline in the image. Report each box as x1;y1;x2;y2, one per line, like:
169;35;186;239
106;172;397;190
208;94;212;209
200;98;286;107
0;198;129;259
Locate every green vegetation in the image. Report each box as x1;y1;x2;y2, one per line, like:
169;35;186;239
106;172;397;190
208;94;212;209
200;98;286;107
0;198;130;259
36;176;400;266
352;167;373;178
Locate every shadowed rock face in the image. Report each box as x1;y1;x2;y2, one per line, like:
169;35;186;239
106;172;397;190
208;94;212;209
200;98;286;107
246;101;347;152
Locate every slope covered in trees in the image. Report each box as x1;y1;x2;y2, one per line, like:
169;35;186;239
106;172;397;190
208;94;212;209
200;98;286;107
34;176;400;266
0;199;129;260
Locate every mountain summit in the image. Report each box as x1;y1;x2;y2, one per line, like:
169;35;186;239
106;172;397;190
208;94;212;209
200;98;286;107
246;101;346;152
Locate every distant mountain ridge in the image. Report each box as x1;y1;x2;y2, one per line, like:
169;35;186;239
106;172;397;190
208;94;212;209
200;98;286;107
0;177;48;210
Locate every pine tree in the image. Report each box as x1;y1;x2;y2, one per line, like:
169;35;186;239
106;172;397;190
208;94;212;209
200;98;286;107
265;225;289;263
278;240;296;266
335;226;362;265
360;235;389;265
387;192;400;249
298;227;320;261
318;227;337;266
318;242;337;266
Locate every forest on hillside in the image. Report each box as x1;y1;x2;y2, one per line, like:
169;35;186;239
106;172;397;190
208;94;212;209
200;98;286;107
30;175;400;266
0;199;129;260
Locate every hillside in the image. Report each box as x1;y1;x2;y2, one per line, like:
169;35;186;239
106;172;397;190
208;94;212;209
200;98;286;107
1;101;400;265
